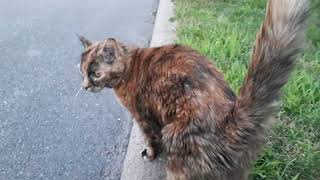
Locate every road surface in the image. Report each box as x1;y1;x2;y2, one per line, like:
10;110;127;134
0;0;158;179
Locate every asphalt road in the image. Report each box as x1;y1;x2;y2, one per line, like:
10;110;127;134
0;0;158;179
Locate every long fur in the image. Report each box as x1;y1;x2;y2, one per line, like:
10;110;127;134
78;0;309;179
236;0;310;127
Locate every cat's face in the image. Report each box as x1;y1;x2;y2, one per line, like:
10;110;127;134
78;36;127;92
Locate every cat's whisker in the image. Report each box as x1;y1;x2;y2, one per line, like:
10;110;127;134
73;87;83;104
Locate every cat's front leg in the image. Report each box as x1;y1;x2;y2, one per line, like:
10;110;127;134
140;134;162;161
136;118;163;161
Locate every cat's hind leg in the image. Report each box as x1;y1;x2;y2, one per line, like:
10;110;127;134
166;168;188;180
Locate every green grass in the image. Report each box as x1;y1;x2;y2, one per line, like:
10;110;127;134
174;0;320;179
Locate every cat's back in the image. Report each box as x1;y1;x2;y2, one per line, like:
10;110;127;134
147;44;233;97
147;44;221;79
135;44;236;123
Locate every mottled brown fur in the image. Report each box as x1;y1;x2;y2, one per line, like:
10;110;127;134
78;0;309;179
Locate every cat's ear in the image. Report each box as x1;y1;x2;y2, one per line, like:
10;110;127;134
96;38;120;64
103;38;123;57
96;38;125;64
108;38;129;56
77;34;92;48
107;38;121;54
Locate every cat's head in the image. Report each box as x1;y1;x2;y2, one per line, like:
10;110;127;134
78;35;129;92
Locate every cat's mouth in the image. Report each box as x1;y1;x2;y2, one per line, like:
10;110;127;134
85;83;112;92
86;86;103;92
105;83;112;88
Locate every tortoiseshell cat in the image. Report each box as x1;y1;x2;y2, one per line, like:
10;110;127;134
78;0;309;179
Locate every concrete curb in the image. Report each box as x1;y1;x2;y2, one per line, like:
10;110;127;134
120;0;176;179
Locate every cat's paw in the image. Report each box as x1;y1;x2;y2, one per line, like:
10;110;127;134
140;148;155;161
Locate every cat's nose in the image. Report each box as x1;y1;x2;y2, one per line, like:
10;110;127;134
83;85;89;90
82;78;90;90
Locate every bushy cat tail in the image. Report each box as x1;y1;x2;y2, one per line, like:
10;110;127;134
234;0;309;129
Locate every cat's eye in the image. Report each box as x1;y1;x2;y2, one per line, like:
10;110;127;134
95;72;101;78
106;59;114;65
